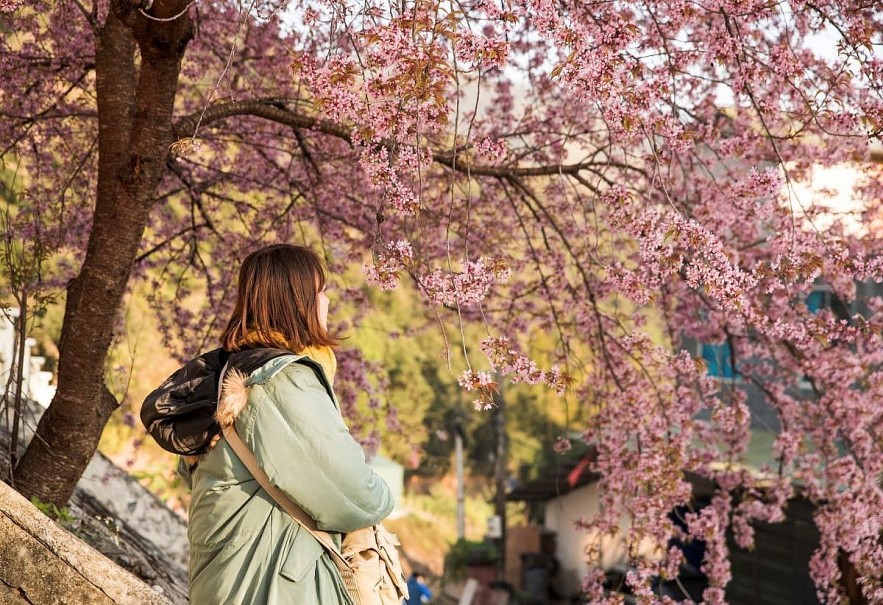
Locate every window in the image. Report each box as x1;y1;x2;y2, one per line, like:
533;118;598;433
700;342;736;379
798;284;851;390
805;285;850;321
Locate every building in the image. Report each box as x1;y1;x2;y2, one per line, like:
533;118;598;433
370;452;406;515
0;308;55;409
507;450;821;604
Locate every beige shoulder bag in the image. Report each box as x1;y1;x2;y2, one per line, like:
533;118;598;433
218;362;409;605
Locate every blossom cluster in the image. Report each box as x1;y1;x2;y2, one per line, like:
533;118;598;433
364;240;414;291
457;369;498;410
417;257;510;307
480;336;568;396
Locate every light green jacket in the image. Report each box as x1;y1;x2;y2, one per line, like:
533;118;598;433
185;355;394;605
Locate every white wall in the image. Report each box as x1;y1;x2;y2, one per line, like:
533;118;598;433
544;484;609;594
0;309;55;408
786;162;875;236
0;308;21;386
543;483;660;595
370;453;405;514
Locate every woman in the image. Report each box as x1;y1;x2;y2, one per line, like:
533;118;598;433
142;244;394;604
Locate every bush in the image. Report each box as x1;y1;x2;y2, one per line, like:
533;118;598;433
444;538;499;581
30;495;76;524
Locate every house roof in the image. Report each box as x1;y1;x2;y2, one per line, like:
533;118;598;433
507;449;600;502
506;444;718;503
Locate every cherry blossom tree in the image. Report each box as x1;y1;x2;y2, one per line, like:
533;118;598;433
2;0;882;601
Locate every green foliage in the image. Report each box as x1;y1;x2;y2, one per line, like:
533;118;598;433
30;495;76;524
407;482;494;525
444;538;500;581
130;466;186;504
0;165;65;368
348;273;579;482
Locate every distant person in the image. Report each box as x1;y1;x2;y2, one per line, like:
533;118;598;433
406;572;433;604
142;244;394;604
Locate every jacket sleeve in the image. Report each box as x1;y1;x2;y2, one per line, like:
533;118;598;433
239;363;394;533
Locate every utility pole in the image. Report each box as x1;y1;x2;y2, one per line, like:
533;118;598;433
455;415;465;540
493;388;507;581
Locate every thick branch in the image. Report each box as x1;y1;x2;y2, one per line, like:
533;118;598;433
173;98;644;179
173;98;351;142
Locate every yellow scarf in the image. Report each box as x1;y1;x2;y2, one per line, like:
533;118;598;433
299;345;337;386
234;330;337;386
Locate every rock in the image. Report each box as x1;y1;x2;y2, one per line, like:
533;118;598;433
65;491;189;603
78;452;189;570
0;401;189;604
0;479;172;604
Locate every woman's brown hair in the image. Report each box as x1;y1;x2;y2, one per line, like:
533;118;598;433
220;244;338;352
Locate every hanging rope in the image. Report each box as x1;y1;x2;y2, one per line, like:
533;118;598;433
138;0;197;22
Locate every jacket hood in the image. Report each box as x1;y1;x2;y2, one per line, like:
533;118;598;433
215;368;248;429
141;347;291;455
213;352;335;429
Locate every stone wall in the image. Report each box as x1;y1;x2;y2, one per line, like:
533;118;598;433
1;399;189;604
0;479;172;605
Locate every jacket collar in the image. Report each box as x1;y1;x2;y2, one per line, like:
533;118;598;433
215;354;300;428
214;352;340;428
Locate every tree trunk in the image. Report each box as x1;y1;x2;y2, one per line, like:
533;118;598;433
839;549;868;605
13;0;194;506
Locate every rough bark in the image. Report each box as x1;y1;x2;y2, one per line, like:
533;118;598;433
839;550;869;605
13;0;195;506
